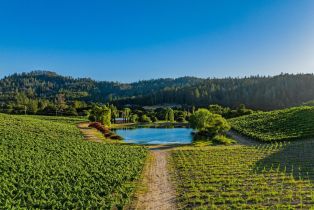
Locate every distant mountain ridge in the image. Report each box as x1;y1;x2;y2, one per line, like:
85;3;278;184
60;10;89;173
1;71;314;110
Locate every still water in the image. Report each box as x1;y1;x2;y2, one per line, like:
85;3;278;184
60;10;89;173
114;128;193;144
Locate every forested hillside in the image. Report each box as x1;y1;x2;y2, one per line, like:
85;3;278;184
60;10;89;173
1;71;314;110
0;71;200;103
121;74;314;110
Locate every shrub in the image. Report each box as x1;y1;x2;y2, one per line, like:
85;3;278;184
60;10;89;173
104;133;112;138
190;108;230;137
88;122;122;140
139;115;152;123
89;122;101;128
88;115;96;122
176;116;186;122
110;135;123;140
130;114;139;123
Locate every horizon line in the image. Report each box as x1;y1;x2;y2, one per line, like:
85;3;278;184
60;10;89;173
1;69;314;84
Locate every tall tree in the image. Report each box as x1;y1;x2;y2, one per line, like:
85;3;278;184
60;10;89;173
55;93;67;116
123;108;131;123
15;92;29;114
165;108;175;123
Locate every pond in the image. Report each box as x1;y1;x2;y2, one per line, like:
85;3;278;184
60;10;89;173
114;127;193;144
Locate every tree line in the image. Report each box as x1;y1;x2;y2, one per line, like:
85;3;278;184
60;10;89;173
1;71;314;111
87;103;253;127
117;74;314;110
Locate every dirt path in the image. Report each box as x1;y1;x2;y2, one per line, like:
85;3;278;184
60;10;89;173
133;149;177;210
227;130;262;146
77;122;104;143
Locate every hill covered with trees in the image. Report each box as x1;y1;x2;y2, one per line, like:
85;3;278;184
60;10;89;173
1;71;314;111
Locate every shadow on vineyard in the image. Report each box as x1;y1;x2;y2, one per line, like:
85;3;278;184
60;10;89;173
253;140;314;183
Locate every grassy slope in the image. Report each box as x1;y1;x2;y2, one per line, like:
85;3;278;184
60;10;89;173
0;114;147;209
229;106;314;142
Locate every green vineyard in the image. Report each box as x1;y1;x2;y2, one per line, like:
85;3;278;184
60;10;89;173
229;106;314;142
170;143;314;209
0;114;147;209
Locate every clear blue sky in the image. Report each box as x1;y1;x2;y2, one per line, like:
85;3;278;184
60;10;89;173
0;0;313;82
